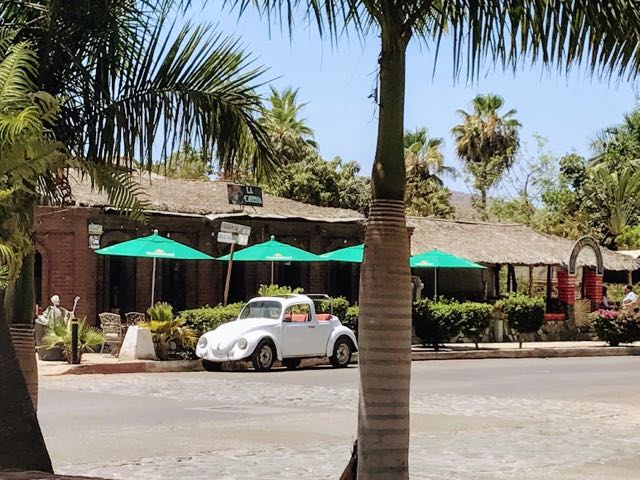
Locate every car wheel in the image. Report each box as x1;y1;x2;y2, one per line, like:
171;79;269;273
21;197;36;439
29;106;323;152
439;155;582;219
251;339;275;372
330;337;352;368
283;358;302;370
201;359;222;372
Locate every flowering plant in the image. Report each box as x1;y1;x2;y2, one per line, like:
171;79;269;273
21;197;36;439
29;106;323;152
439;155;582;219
590;309;640;346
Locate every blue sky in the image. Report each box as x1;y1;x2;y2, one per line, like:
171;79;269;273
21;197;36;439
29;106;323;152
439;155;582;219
194;3;639;192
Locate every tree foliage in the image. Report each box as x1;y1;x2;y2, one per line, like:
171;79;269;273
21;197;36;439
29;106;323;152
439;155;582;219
0;36;65;279
404;128;456;218
453;93;520;220
265;154;370;213
259;86;317;166
154;142;212;180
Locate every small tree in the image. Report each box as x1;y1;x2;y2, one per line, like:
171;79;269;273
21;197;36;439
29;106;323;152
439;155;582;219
458;302;494;350
412;300;462;351
498;293;545;348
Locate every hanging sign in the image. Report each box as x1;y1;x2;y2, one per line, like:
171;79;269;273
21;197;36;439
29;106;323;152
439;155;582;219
217;232;249;246
227;184;263;207
221;221;251;236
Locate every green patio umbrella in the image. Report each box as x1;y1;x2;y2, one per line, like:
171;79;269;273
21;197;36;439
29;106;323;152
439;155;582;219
410;249;485;299
217;235;327;283
320;244;364;263
95;230;213;306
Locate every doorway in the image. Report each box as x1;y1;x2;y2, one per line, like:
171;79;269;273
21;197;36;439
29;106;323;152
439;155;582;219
105;256;136;314
162;260;188;311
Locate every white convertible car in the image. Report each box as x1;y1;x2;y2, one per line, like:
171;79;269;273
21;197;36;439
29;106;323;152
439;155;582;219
196;294;358;372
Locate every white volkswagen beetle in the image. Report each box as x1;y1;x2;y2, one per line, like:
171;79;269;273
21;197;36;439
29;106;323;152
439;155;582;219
196;294;358;372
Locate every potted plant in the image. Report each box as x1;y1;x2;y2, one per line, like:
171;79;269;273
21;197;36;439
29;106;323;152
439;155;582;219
41;317;105;363
37;317;66;361
141;303;196;360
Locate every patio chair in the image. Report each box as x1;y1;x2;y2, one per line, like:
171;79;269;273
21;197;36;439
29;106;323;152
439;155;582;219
99;312;123;355
125;311;146;326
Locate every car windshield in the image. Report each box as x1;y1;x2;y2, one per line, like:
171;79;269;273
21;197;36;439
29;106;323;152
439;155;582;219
239;301;282;320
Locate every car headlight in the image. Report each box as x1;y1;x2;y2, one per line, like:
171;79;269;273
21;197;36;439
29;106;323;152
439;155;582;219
198;337;207;349
237;338;248;349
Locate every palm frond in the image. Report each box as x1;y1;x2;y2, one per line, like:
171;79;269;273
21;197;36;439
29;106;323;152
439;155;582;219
63;16;277;180
70;161;149;222
230;2;640;81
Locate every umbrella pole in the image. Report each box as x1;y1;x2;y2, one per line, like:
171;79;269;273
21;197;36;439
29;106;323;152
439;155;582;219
434;268;437;300
270;261;274;285
151;257;157;307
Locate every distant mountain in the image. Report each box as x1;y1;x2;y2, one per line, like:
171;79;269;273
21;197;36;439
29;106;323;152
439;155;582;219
449;191;481;221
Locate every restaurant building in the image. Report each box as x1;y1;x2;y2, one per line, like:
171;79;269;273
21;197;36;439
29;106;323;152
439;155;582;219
35;173;639;329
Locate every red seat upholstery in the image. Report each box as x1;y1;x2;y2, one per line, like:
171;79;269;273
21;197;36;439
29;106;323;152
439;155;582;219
316;314;332;322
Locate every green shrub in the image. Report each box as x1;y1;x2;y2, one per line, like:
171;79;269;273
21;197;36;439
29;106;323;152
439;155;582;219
591;309;640;346
257;284;304;296
343;305;359;337
178;303;244;336
458;302;494;349
319;297;350;320
141;303;197;360
498;293;545;348
413;299;462;351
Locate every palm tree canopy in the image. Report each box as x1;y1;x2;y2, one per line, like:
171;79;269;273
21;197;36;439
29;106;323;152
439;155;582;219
227;1;640;79
452;93;521;169
404;128;455;187
1;1;278;181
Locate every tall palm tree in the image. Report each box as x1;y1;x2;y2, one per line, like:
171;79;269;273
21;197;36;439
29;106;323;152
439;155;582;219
0;1;278;470
239;1;640;477
583;161;640;245
259;86;318;165
404;127;456;187
404;128;456;217
452;94;521;220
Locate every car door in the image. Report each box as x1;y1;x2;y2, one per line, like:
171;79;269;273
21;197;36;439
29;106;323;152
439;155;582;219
281;303;325;356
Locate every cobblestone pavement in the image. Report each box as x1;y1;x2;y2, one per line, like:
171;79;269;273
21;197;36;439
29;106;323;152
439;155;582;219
39;358;640;479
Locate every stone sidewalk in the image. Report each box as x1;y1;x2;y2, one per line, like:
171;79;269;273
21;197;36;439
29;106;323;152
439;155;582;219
0;471;105;480
37;341;640;376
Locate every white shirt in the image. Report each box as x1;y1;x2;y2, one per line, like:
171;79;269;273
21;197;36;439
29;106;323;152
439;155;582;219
623;291;638;305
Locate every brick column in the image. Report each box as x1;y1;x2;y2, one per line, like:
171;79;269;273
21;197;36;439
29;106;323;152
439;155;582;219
557;269;576;305
583;268;603;309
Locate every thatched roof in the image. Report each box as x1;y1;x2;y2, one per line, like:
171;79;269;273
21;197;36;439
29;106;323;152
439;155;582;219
408;217;639;272
68;172;364;223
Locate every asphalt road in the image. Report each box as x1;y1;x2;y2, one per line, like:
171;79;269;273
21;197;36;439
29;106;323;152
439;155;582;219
39;357;640;479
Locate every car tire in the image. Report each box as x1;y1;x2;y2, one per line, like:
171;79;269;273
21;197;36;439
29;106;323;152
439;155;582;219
330;337;352;368
251;339;275;372
283;358;302;370
201;359;222;372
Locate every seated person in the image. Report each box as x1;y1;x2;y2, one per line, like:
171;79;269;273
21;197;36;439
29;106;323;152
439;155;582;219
622;284;638;311
600;286;611;309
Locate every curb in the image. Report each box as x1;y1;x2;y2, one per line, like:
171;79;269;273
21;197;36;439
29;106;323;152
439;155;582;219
40;347;640;375
42;359;203;376
411;346;640;361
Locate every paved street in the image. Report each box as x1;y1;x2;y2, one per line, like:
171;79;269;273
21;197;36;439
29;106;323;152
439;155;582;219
40;357;640;479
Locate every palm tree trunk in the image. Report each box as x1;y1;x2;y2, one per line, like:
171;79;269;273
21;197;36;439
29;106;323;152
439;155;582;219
0;289;53;472
3;196;39;411
356;23;412;479
4;251;39;410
